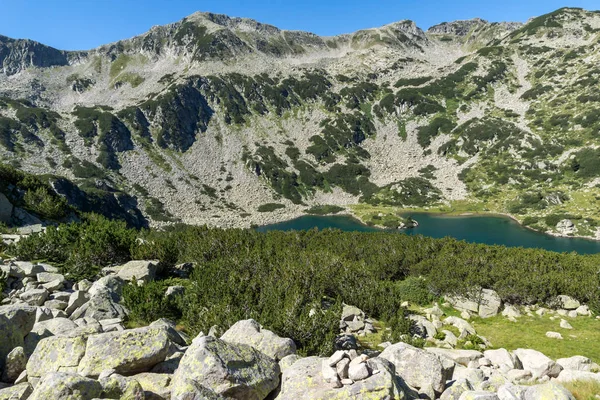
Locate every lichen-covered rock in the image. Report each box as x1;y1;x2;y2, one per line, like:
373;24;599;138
479;289;502;318
19;289;49;306
556;355;595;371
107;260;159;284
69;290;128;321
380;342;445;394
556;369;600;383
65;291;89;316
276;356;403;400
171;379;225;400
440;379;473;400
458;392;499;400
523;382;575;400
0;305;36;376
26;336;87;378
1;346;27;383
425;348;482;367
133;372;171;399
220;319;296;361
78;326;170;377
28;372;102;400
0;382;32;400
171;335;279;400
484;349;520;371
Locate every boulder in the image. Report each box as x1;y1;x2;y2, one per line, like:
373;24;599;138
1;346;26;383
513;349;562;379
171;379;225;400
65;291;89;315
556;295;580;310
440;379;473;400
0;305;36;375
556;219;576;236
78;326;171;377
14;263;45;278
576;305;590;316
43;300;68;310
131;372;172;399
36;272;65;285
149;318;189;346
484;349;521;370
220;319;296;361
380;342;445;393
557;355;594;371
425;348;482;367
28;372;102;400
19;289;48;306
0;382;32;400
341;304;365;321
546;331;563;339
497;383;527;400
26;336;87;378
523;382;575;400
30;317;78;337
171;335;279;400
276;356;403;400
69;290;128;321
555;369;600;383
446;295;479;313
109;260;159;284
479;289;502;318
560;319;573;330
453;367;485;385
502;306;521;319
444;316;476;335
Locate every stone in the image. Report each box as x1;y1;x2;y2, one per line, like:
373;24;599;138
484;349;520;370
440;378;473;400
75;279;93;292
133;372;172;399
14;263;44;278
502;305;521;318
336;357;350;379
557;355;594;371
172;262;194;279
576;305;590;316
276;356;403;400
321;360;341;387
149;318;188;346
111;260;159;284
556;295;580;310
1;346;26;383
334;334;358;350
555;369;600;383
30;317;78;337
220;319;296;361
460;311;471;320
0;383;32;400
447;295;479;313
346;319;365;332
28;372;102;400
567;310;578;318
78;326;171;377
535;308;547;316
43;299;67;310
35;307;53;323
444;316;476;335
380;342;445;394
65;291;89;315
0;305;36;374
560;319;573;329
279;354;302;374
513;348;562;379
556;219;576;235
546;331;563;339
327;350;346;367
26;336;87;378
443;330;458;347
165;285;185;298
69;289;128;321
425;348;482;367
18;289;48;306
341;304;365;321
523;382;575;400
171;379;225;400
479;289;502;318
171;335;279;400
410;315;437;338
41;279;64;292
497;383;527;400
348;362;370;381
35;272;65;284
458;391;499;400
453;367;485;385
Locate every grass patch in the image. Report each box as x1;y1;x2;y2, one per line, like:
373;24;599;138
473;314;600;363
563;380;600;400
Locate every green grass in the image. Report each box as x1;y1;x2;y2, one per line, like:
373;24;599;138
110;55;133;79
114;72;145;88
471;314;600;363
563;380;600;400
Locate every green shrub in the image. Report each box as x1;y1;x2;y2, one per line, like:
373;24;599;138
305;205;345;215
257;203;286;212
23;187;69;220
123;280;184;325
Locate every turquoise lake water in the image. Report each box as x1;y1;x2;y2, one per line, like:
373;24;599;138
256;214;600;254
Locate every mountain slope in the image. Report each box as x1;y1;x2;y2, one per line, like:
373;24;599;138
1;7;600;239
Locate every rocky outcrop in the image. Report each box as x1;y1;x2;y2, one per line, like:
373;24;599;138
0;193;13;224
0;35;70;75
220;319;296;361
171;335;280;399
28;372;102;400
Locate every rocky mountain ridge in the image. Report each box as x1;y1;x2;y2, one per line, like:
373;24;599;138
0;7;600;238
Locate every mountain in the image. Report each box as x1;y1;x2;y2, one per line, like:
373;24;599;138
1;7;600;238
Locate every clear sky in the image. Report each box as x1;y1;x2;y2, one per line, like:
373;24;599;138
1;1;599;51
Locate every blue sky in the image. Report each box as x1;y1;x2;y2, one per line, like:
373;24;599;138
1;1;598;50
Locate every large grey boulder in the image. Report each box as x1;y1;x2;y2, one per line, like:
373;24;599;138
484;349;521;371
28;372;102;400
425;348;482;367
444;316;476;335
171;379;226;400
0;382;32;400
276;356;404;400
106;260;159;284
19;289;48;306
513;349;562;379
479;289;502;318
556;369;600;383
0;193;13;224
69;290;128;320
557;355;595;371
523;382;575;400
380;342;445;394
1;346;26;383
555;295;580;310
440;379;473;400
0;305;36;375
78;326;170;377
171;335;280;400
446;295;479;313
26;336;87;378
65;291;89;315
221;319;296;361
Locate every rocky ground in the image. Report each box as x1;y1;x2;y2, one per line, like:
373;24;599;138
0;257;598;399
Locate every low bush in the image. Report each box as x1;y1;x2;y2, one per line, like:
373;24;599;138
257;203;286;212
